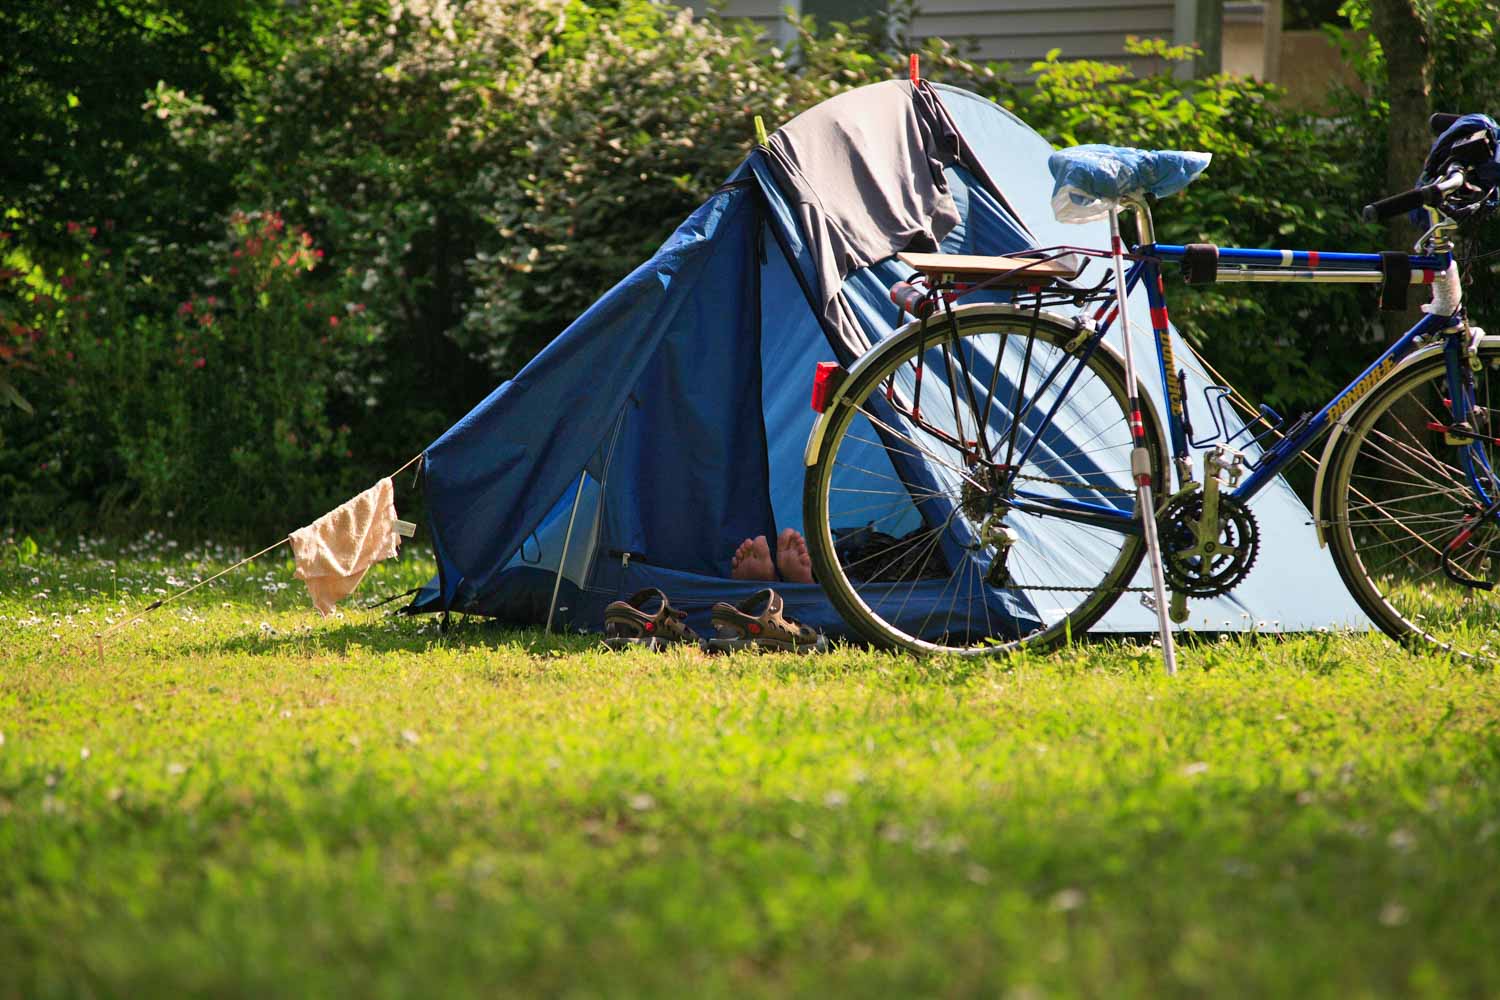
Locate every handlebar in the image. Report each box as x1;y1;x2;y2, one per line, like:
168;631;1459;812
1361;170;1466;223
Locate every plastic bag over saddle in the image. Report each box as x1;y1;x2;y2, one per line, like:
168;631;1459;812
1047;144;1211;224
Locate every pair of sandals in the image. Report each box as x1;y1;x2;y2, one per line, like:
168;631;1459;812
602;587;826;654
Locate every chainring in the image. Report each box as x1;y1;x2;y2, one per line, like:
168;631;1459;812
1159;491;1260;598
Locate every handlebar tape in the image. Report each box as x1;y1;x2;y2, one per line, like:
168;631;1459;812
1362;184;1441;223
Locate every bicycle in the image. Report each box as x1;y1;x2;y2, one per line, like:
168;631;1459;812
802;112;1500;660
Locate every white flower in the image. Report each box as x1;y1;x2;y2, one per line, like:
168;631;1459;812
1050;888;1086;912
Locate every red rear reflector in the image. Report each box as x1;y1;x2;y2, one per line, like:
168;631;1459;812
811;362;846;413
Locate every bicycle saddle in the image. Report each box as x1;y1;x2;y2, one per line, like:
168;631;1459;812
1048;144;1211;224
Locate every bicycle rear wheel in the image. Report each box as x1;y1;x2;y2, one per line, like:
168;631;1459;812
1324;342;1500;661
803;306;1166;655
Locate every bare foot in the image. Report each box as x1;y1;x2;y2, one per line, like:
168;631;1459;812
731;535;775;581
776;528;814;584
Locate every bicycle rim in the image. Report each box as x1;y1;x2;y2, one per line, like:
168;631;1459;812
1325;343;1500;661
803;308;1165;655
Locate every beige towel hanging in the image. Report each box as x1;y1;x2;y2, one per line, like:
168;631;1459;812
289;477;401;615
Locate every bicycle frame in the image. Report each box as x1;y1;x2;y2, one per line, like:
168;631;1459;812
996;205;1472;534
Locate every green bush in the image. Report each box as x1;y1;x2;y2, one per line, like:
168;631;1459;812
5;0;1499;535
0;213;372;533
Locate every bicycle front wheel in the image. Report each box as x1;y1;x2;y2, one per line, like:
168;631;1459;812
1324;342;1500;661
803;306;1166;655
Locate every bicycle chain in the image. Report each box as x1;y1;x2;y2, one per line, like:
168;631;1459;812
1008;583;1150;593
1008;471;1134;495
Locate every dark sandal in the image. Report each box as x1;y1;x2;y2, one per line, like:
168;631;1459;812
706;588;826;654
603;588;701;651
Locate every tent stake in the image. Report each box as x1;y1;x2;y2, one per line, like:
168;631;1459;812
545;471;589;634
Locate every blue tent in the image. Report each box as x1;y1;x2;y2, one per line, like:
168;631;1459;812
409;82;1368;636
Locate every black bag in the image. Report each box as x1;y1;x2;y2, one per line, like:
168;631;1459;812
833;523;950;582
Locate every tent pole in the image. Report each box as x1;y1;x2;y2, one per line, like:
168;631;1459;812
546;472;589;634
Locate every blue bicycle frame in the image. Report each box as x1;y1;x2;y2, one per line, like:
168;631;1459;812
999;229;1474;533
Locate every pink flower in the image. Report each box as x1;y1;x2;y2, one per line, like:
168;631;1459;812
328;316;340;327
194;357;206;369
314;249;324;259
205;295;219;307
66;221;80;234
178;301;194;316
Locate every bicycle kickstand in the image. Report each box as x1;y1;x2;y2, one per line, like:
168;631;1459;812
1108;205;1179;675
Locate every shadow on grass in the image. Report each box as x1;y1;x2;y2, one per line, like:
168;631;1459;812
190;614;605;659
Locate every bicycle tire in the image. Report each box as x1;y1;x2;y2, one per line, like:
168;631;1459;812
803;305;1167;655
1324;342;1500;661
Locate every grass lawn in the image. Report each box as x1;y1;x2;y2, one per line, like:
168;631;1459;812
3;535;1499;997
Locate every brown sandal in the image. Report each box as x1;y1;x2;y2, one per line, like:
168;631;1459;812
706;589;826;654
603;589;702;651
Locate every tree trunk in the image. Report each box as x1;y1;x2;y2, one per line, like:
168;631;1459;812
1365;0;1434;485
1367;0;1432;251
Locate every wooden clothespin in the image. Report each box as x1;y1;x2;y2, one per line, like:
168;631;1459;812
910;53;920;84
754;115;769;146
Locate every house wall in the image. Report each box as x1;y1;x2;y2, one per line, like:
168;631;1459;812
905;0;1177;74
684;0;798;45
680;0;1183;73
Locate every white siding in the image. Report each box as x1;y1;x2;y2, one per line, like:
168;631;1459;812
682;0;1182;74
681;0;799;45
908;0;1177;73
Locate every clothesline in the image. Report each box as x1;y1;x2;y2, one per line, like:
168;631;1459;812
92;452;424;659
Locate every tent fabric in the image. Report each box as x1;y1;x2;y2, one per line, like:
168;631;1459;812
410;81;1369;636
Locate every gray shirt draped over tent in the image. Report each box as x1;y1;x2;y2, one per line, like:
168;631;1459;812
763;80;1026;358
